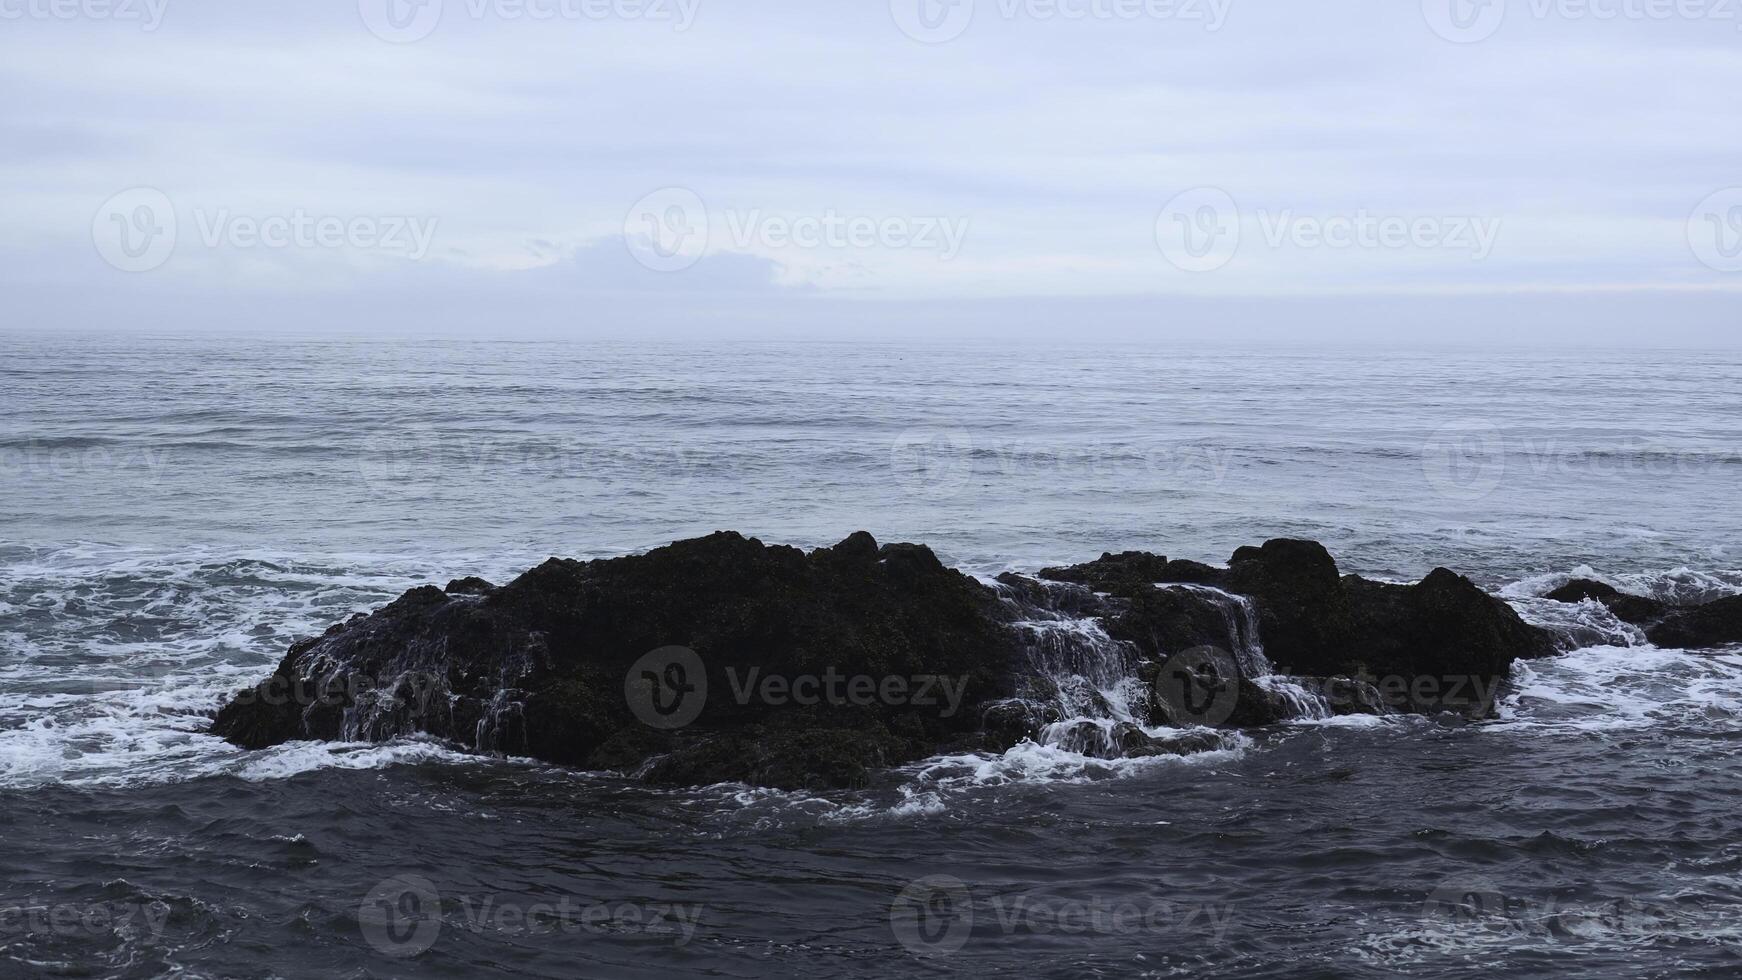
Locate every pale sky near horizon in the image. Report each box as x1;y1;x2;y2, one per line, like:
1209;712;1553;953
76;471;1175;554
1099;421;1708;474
2;0;1739;340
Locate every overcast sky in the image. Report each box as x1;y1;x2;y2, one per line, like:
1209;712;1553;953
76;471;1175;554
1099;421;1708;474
3;0;1739;340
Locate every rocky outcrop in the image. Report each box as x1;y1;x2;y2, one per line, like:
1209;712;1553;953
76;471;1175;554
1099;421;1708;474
1647;595;1742;650
1538;576;1742;648
1038;538;1556;715
212;531;1021;790
211;532;1560;788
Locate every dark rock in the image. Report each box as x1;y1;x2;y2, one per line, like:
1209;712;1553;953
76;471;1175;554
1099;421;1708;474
1317;676;1389;716
1038;552;1226;592
1226;677;1300;727
1224;539;1353;677
212;531;1021;788
992;573;1104;619
639;726;911;791
981;698;1059;751
1039;551;1171;590
444;576;496;596
1544;578;1670;625
1119;728;1232;759
1343;569;1556;714
1647;594;1742;649
1103;587;1243;661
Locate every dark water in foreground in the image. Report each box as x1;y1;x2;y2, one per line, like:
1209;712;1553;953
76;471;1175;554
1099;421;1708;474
2;333;1741;978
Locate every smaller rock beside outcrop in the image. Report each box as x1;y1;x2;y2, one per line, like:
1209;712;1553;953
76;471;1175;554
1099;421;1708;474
1544;578;1670;625
1647;594;1742;650
1038;552;1225;593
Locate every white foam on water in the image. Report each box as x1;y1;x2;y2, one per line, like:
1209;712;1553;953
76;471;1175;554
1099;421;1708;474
1492;644;1742;735
900;728;1254;791
0;544;528;789
1501;564;1742;607
233;738;481;783
1506;595;1646;650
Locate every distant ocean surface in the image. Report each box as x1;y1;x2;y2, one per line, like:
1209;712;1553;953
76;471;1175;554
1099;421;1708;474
3;332;1741;979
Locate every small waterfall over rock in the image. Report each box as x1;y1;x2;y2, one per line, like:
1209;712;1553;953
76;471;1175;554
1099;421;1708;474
1014;615;1148;757
1160;584;1333;721
989;578;1331;760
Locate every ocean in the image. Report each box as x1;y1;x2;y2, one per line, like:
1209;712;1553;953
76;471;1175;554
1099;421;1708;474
2;331;1740;978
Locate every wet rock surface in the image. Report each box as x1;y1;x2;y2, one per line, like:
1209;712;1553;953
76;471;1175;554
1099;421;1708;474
1647;594;1742;650
1545;578;1673;625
